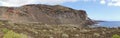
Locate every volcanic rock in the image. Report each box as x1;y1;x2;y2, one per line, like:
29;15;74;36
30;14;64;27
0;4;95;26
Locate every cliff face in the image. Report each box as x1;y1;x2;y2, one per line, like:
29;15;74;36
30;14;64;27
0;4;94;25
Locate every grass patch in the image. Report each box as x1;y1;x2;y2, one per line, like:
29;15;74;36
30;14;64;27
2;28;28;38
2;28;10;33
112;34;120;38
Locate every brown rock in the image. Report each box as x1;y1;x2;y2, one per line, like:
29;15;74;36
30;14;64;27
0;4;94;26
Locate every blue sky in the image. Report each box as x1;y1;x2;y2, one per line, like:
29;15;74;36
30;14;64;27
0;0;120;21
61;0;120;21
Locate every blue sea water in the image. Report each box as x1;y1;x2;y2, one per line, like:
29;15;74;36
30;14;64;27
96;21;120;28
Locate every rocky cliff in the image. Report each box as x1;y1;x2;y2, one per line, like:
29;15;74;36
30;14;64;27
0;4;94;25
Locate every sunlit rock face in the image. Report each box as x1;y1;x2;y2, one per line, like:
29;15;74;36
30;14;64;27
0;4;95;25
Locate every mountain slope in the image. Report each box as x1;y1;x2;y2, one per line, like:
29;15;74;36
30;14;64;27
0;4;95;26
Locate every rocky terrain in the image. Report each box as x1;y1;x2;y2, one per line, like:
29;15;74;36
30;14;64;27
0;4;119;38
0;4;95;26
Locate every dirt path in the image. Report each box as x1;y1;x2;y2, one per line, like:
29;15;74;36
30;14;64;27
0;31;3;38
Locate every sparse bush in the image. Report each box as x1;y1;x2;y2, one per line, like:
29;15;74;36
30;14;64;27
112;34;120;38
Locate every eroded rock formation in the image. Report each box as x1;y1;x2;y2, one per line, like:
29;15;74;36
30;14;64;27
0;4;95;25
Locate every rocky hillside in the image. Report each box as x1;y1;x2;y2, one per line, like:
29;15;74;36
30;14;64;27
0;4;94;26
0;4;119;38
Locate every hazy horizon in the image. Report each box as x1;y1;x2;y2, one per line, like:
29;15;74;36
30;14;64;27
0;0;120;21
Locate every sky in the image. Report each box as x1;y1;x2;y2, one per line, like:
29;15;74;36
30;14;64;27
0;0;120;21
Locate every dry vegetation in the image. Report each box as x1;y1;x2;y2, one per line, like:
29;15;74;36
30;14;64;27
0;20;120;38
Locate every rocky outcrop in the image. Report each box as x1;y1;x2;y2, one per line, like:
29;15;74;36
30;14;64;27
0;4;95;25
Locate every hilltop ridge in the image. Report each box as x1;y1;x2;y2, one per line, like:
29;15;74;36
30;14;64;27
0;4;95;26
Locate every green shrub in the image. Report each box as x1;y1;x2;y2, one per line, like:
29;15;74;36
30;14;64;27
112;34;120;38
2;28;10;33
3;30;28;38
2;28;28;38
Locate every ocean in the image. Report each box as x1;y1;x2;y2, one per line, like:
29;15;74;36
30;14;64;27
92;21;120;28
